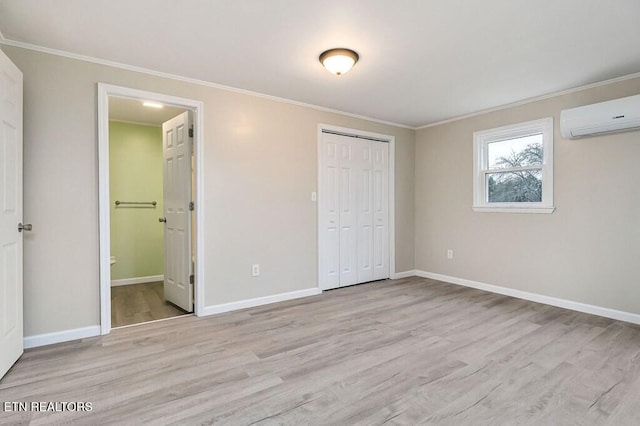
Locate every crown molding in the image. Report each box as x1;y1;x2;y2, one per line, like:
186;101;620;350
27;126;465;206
0;38;415;130
3;37;639;132
417;71;640;130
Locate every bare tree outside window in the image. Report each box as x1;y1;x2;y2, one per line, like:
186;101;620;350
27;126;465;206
487;143;543;203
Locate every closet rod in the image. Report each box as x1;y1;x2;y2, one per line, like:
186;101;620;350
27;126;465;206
115;200;157;207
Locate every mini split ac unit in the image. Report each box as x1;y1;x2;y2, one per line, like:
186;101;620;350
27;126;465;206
560;93;640;139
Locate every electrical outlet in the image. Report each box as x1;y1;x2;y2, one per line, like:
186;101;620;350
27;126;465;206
252;264;260;277
447;249;454;259
311;191;317;202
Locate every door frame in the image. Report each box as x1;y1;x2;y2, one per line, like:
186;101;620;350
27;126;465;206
97;83;205;335
317;124;396;290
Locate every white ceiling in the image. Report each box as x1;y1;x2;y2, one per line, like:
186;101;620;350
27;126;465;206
109;97;186;126
1;0;639;128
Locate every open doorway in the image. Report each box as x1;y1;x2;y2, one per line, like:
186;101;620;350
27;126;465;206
98;84;205;335
108;97;192;327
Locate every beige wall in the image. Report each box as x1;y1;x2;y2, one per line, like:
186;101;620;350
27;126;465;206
15;40;639;337
415;77;640;315
3;45;415;336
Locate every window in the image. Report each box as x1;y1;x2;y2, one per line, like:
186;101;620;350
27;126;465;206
473;117;554;213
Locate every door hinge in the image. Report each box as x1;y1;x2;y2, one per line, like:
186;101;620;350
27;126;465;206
189;274;194;285
189;127;194;138
189;201;195;211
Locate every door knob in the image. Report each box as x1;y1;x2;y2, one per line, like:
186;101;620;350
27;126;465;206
158;217;167;223
18;223;32;232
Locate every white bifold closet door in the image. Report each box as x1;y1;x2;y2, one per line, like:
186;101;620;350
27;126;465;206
319;132;389;290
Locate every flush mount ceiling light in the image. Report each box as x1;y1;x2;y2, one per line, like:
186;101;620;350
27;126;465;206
319;48;359;75
142;101;164;108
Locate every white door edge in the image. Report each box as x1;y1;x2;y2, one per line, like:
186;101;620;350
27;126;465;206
316;124;396;291
97;83;205;335
0;49;24;380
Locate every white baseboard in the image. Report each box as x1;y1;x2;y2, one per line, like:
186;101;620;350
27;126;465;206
415;270;640;325
111;275;164;287
201;288;322;316
393;270;416;279
24;325;101;349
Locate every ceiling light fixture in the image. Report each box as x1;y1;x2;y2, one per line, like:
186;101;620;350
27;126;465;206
319;48;359;75
142;101;164;108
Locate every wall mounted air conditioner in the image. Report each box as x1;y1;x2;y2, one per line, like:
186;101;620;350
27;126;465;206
560;93;640;139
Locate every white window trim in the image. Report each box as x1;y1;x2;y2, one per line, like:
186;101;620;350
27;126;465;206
473;117;555;214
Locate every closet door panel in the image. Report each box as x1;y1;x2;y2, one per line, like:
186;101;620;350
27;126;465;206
373;141;389;280
357;140;374;283
339;142;358;286
319;136;340;289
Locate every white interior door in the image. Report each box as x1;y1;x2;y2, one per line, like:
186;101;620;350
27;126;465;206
162;111;193;312
339;141;358;286
357;141;374;283
319;136;340;289
319;131;389;290
372;141;389;280
0;50;24;380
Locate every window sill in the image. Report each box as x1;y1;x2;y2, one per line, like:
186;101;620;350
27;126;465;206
472;205;555;214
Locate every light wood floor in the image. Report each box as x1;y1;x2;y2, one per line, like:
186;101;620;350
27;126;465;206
2;276;640;425
111;281;189;328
